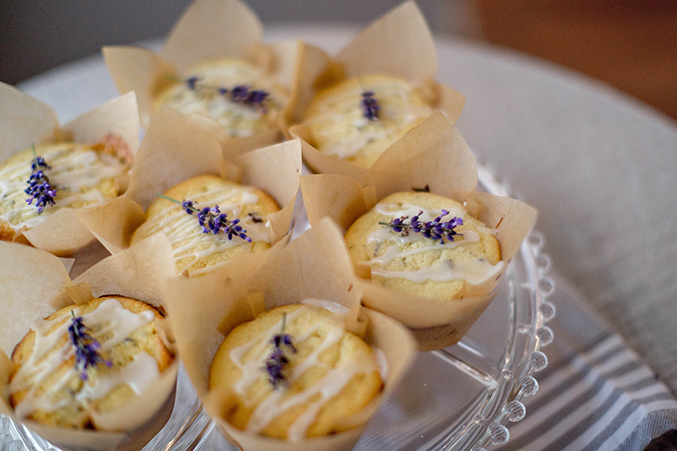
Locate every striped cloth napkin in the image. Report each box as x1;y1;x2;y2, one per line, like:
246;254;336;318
505;273;677;450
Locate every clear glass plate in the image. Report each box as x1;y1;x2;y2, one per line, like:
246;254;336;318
0;164;554;451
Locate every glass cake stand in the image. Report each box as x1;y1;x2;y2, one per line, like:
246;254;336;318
0;164;555;451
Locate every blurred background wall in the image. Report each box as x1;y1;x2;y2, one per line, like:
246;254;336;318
0;1;469;82
1;0;675;119
474;0;677;121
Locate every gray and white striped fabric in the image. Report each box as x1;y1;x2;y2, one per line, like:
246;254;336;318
505;274;677;450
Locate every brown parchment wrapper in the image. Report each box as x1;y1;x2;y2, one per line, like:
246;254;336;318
80;106;301;279
0;82;140;256
163;218;416;451
286;1;466;178
103;0;312;157
300;112;537;350
0;241;179;450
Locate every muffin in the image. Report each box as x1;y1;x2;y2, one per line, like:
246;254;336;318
131;175;280;275
209;304;383;440
301;74;435;168
0;139;130;241
153;59;288;138
8;296;175;430
344;191;503;300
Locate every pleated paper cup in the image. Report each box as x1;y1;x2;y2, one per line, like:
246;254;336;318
0;241;178;450
0;82;139;256
104;0;314;157
164;219;416;450
300;113;537;350
79;106;301;279
287;1;466;178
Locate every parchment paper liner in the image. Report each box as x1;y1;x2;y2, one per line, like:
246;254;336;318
79;106;301;280
286;1;466;178
0;240;179;450
0;82;140;256
163;218;416;450
300;112;537;350
103;0;313;157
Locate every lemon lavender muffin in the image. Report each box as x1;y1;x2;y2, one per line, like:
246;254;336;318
131;175;280;275
0;138;130;241
344;192;503;300
8;296;174;430
302;74;434;168
153;59;288;138
209;304;383;440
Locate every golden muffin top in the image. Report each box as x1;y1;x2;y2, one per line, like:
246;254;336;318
154;58;288;138
345;191;503;300
302;74;434;168
9;296;174;430
210;304;383;440
132;175;280;275
0;140;129;241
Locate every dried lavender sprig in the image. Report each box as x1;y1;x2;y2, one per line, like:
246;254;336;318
156;193;252;242
24;144;57;213
265;312;297;389
361;91;380;121
380;209;464;244
183;76;270;112
68;312;111;381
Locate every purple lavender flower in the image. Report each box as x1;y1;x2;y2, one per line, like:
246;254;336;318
227;85;269;111
381;210;464;244
68;313;111;380
25;145;57;213
387;215;410;235
31;156;50;171
161;194;253;242
181;199;196;212
243;89;269;109
196;205;221;234
186;76;200;90
229;85;249;102
264;313;297;389
182;77;270;111
361;91;380;121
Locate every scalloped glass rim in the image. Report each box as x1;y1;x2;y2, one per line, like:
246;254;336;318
422;164;556;451
0;163;554;451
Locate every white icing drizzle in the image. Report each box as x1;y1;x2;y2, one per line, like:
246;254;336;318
164;89;267;138
373;348;389;381
142;185;270;272
365;203;502;286
371;258;505;284
160;62;286;138
8;298;158;420
227;305;378;441
367;231;480;267
0;144;126;231
76;352;158;402
88;353;160;429
300;298;350;316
